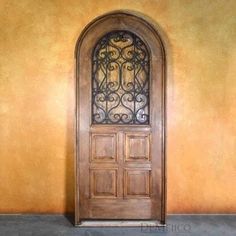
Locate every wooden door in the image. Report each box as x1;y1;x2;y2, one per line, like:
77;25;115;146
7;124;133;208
75;12;166;225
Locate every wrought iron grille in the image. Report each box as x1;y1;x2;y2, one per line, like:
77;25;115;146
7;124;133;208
92;30;150;124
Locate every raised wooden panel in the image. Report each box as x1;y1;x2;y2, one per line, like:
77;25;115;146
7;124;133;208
90;169;117;198
125;133;150;162
124;169;151;198
91;133;117;162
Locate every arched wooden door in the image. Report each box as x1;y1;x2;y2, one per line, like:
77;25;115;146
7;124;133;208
75;11;166;226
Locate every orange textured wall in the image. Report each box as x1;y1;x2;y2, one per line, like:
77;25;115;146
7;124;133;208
0;0;236;213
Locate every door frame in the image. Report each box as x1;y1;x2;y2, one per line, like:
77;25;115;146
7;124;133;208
75;10;166;226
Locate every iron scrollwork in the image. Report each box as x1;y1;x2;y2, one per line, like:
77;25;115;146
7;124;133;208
92;30;150;124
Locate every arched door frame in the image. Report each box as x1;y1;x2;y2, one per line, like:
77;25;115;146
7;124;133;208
75;10;166;226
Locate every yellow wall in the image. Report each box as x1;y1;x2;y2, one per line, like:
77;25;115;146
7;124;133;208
0;0;236;213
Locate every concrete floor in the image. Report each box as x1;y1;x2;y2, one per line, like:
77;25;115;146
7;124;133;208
0;214;235;236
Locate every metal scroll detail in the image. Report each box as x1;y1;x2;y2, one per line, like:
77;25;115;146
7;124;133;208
92;30;150;124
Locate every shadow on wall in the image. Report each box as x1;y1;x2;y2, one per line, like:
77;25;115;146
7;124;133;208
65;71;75;224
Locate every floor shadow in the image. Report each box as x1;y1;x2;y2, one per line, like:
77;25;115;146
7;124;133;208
64;213;75;226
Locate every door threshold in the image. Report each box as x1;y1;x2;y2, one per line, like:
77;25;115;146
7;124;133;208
76;220;165;227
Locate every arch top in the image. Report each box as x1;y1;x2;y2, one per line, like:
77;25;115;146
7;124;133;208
75;10;166;58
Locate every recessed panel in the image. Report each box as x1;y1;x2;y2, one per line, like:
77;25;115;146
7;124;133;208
125;133;150;162
124;169;151;198
90;169;117;198
91;133;117;162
